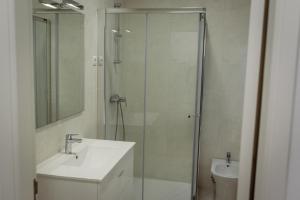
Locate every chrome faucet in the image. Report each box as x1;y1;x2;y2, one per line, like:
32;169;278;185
110;94;127;106
226;152;231;164
65;134;82;154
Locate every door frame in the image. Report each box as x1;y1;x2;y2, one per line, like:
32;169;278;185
253;0;300;199
237;0;270;199
0;0;19;199
0;0;35;200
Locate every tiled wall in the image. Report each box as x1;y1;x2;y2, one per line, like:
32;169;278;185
121;0;251;190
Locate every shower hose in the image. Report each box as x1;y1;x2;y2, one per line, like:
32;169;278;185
114;101;126;141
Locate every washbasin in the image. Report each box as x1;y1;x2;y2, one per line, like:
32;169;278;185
62;147;88;167
211;159;239;179
37;138;135;182
63;145;121;168
37;138;136;200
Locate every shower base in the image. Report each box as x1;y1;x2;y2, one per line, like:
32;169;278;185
134;178;191;200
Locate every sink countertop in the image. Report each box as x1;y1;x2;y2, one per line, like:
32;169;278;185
37;139;135;183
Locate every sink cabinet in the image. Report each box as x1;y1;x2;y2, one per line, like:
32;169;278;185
37;140;134;200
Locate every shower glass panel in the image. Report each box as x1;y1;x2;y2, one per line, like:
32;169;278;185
144;13;200;200
105;13;147;200
104;9;206;200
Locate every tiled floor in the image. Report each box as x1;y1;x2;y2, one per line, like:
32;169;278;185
134;178;214;200
134;178;191;200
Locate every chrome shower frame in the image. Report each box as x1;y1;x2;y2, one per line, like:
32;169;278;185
106;7;206;14
104;8;207;200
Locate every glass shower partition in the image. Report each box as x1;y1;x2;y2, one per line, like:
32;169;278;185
105;12;147;200
104;8;206;200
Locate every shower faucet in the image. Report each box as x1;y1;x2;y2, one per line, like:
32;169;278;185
65;134;82;154
119;96;127;103
110;94;127;106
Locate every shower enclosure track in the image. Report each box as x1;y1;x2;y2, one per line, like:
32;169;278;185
106;7;206;14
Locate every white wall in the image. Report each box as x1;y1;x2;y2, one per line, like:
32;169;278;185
0;1;23;199
35;0;100;163
0;0;35;199
15;0;37;197
286;42;300;200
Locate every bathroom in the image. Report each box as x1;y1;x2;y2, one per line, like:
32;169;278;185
1;0;300;200
33;0;249;199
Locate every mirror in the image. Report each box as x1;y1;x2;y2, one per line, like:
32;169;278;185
33;11;84;128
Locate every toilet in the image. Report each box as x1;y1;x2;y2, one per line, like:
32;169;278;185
211;159;239;200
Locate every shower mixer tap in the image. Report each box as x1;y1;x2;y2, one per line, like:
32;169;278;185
110;94;127;106
110;94;120;103
119;96;127;107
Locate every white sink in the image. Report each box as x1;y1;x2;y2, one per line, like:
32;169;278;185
211;159;239;179
37;138;135;182
37;139;135;200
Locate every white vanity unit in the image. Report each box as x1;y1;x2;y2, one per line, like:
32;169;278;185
37;139;135;200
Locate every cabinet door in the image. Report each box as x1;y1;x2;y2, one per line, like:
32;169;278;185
38;177;98;200
99;149;134;200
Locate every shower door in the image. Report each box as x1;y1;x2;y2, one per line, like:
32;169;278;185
104;9;206;200
144;13;204;200
105;13;147;200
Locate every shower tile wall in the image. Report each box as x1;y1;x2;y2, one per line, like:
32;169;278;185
123;0;251;192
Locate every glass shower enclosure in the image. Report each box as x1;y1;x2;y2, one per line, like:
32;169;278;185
104;8;206;200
